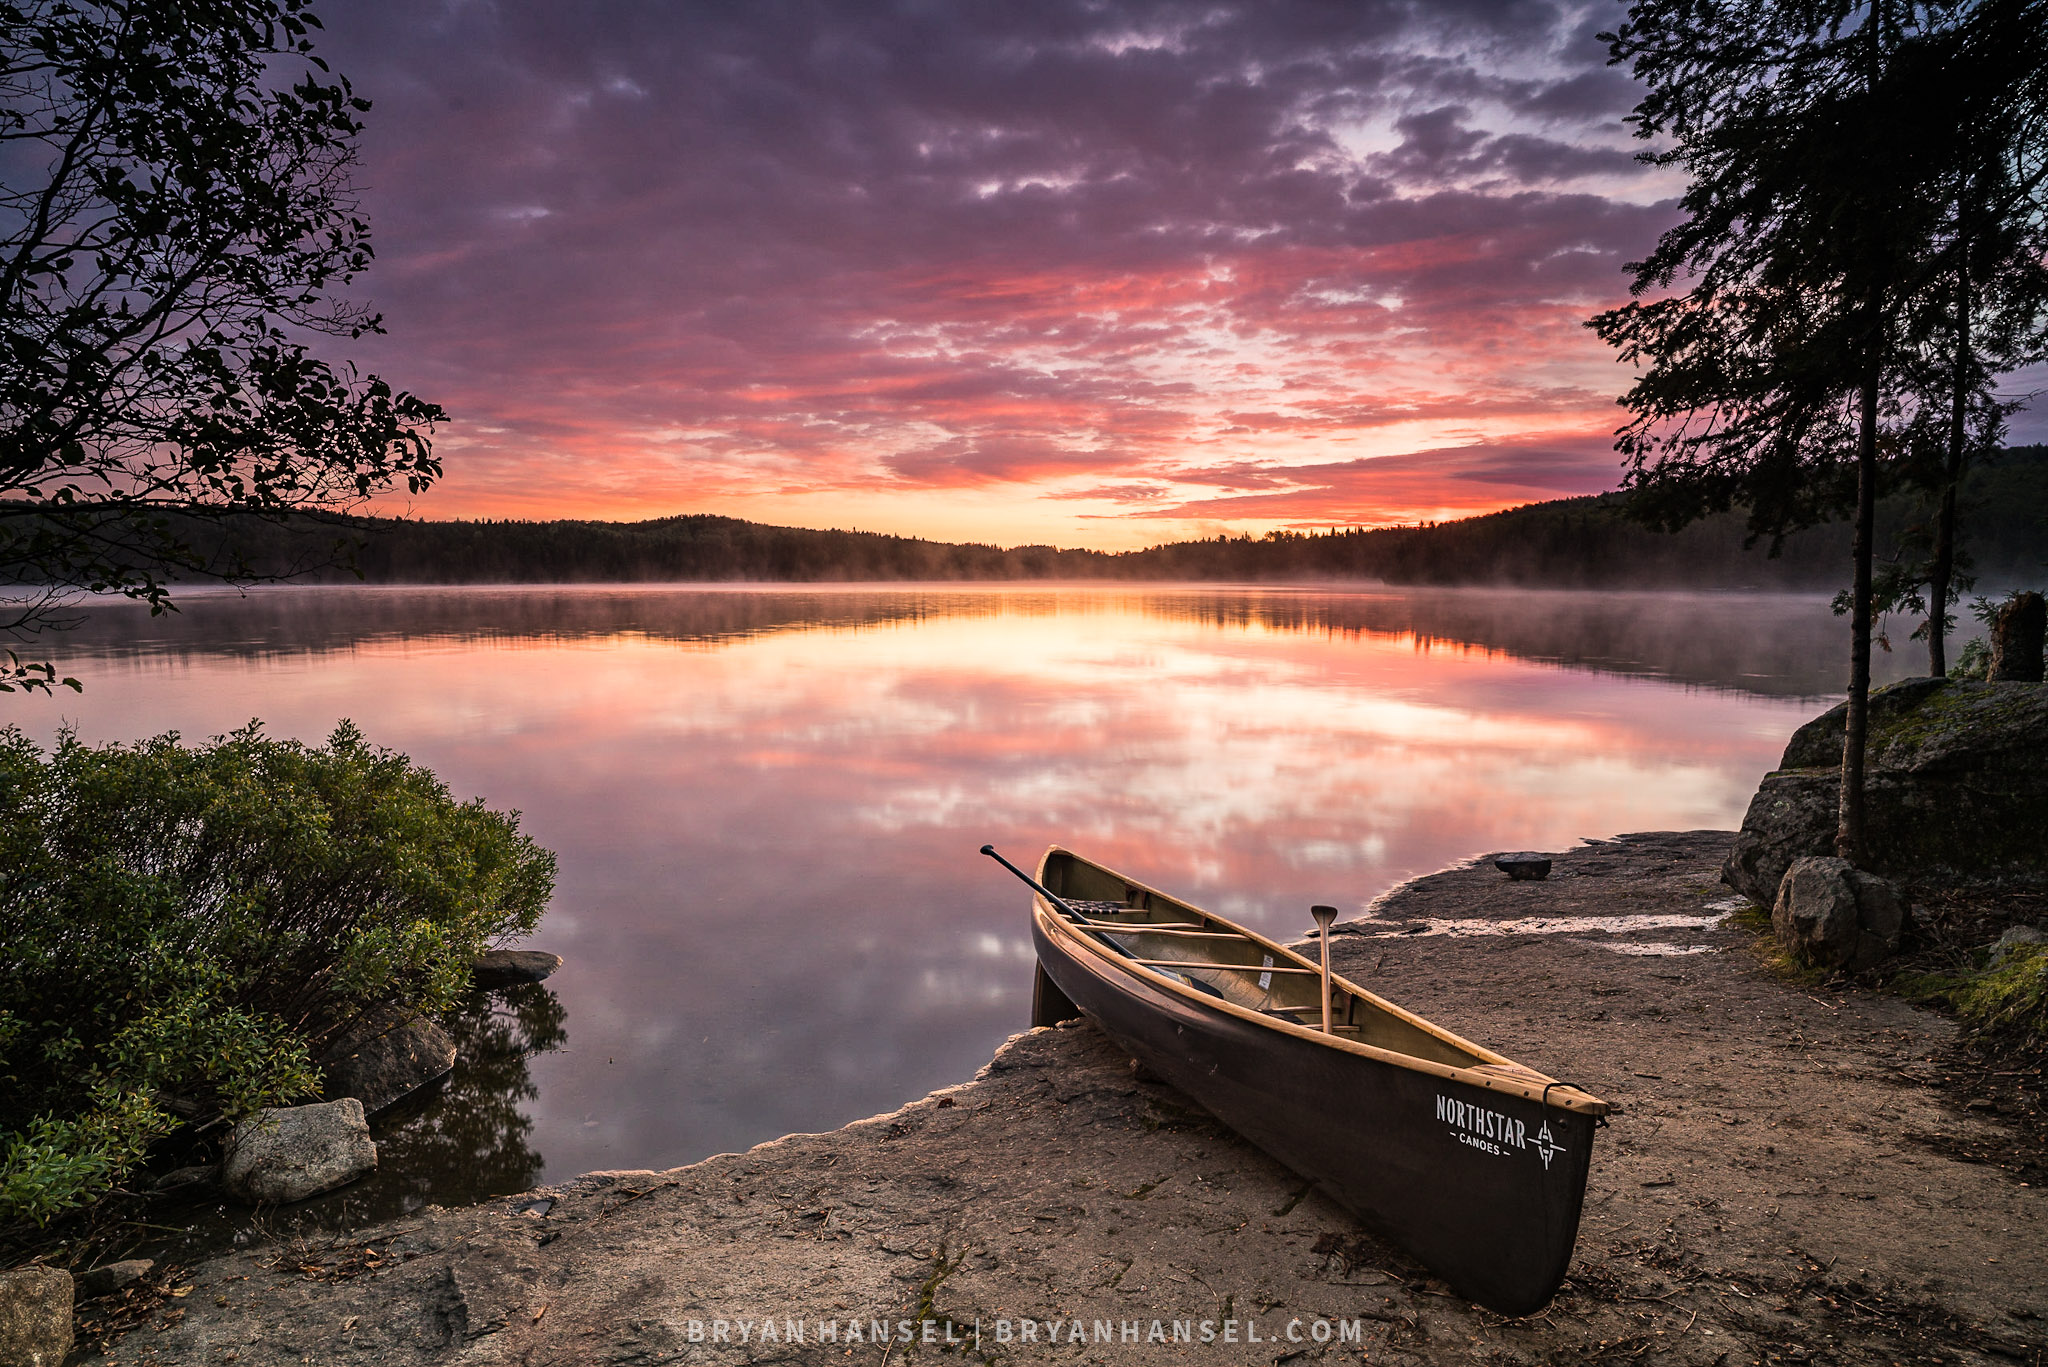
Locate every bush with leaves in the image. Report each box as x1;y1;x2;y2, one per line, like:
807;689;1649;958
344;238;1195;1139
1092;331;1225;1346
0;722;554;1229
1949;636;1992;680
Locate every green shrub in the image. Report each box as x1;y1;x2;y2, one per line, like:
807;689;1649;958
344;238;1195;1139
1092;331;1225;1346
0;722;555;1228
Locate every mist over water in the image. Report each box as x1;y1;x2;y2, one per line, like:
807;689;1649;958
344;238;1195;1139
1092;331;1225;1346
36;582;1939;698
4;584;1943;1225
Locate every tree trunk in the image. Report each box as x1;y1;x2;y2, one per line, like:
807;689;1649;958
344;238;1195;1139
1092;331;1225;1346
1837;365;1880;865
1989;592;2046;681
1928;230;1969;678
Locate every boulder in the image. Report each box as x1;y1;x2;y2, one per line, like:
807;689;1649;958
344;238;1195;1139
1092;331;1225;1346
1773;675;1954;769
1725;678;2048;906
1772;856;1859;965
472;949;563;988
1771;857;1905;971
222;1098;377;1205
320;1006;457;1114
0;1267;72;1367
72;1259;152;1302
1493;853;1552;881
1724;768;1840;907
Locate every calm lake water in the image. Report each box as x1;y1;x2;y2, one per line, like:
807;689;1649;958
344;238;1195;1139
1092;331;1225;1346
5;584;1935;1234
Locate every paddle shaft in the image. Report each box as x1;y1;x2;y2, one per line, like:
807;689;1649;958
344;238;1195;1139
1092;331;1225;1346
984;844;1157;968
1311;904;1339;1034
979;844;1089;919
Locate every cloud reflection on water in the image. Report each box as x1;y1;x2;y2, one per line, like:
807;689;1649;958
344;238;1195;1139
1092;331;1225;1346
10;585;1875;1198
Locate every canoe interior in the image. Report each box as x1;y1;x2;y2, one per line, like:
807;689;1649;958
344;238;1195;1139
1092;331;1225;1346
1038;847;1605;1111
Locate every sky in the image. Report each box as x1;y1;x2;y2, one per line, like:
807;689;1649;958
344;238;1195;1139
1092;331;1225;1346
308;0;2003;551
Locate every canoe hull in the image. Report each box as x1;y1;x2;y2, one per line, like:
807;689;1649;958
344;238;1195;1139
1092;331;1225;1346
1032;916;1598;1316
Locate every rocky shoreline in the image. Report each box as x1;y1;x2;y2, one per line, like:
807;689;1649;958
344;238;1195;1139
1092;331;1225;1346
83;831;2046;1366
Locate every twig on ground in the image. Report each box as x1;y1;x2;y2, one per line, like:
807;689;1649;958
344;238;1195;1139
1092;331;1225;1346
596;1181;679;1220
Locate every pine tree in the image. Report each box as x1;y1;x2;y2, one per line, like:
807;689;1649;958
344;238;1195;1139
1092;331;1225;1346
1591;0;2045;862
1889;4;2048;674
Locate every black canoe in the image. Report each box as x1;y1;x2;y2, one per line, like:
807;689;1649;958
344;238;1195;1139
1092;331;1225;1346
1012;845;1609;1316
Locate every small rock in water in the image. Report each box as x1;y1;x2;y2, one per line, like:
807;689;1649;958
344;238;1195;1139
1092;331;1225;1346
73;1260;153;1302
0;1266;73;1367
1494;853;1552;881
152;1164;217;1193
320;1006;458;1115
222;1098;377;1204
473;949;564;988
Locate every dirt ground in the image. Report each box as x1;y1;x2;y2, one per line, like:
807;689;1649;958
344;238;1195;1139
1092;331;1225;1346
87;831;2046;1366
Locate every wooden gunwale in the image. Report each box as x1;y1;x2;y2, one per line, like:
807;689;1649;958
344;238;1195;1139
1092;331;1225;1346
1130;958;1320;974
1034;846;1608;1117
1072;923;1240;937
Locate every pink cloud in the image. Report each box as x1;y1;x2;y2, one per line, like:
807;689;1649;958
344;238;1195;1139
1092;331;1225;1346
317;0;1685;539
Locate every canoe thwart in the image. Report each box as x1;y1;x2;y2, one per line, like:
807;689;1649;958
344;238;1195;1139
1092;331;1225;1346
1077;923;1247;938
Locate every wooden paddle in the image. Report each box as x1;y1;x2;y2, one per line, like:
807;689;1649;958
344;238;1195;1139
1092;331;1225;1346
1311;904;1339;1033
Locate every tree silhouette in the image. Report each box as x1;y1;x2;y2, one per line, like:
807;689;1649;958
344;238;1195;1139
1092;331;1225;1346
0;0;442;689
1887;4;2048;674
1591;0;2047;861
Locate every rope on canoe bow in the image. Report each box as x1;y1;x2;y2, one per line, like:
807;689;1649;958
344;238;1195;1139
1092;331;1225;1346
1541;1078;1608;1126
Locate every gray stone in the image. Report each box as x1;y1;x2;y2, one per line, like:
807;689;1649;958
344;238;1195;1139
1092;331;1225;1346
1990;923;2048;966
1771;857;1905;971
1773;857;1860;966
1726;679;2048;906
72;1259;152;1302
1494;853;1552;880
151;1163;217;1193
0;1267;72;1367
321;1007;458;1114
222;1098;377;1204
472;949;563;988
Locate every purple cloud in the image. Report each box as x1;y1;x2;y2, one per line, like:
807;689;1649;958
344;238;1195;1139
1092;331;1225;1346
303;0;1688;538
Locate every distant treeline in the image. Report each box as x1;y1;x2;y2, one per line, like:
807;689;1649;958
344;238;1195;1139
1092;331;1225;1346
182;445;2048;589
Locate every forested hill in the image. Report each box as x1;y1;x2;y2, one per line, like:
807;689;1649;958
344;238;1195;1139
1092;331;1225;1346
229;446;2048;588
1119;447;2048;587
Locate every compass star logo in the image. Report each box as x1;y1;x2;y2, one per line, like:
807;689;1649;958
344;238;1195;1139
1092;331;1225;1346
1533;1121;1565;1170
